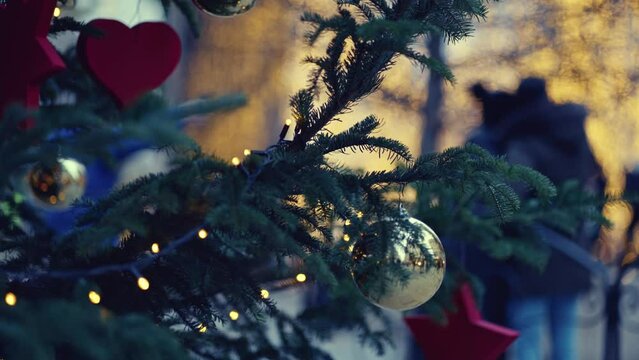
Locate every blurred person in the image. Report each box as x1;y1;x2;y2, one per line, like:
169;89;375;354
469;78;603;360
463;84;520;332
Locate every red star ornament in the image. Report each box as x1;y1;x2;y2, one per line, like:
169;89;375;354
0;0;65;118
405;283;519;360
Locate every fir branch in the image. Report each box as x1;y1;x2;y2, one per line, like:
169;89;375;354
49;17;91;35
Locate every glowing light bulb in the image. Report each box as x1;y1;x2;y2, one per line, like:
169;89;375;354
231;157;241;166
4;292;16;306
260;289;270;299
344;219;351;226
137;277;150;291
198;229;208;239
88;291;101;304
151;243;160;254
243;149;251;156
296;273;307;283
285;119;292;126
343;234;350;242
198;324;208;333
229;310;240;321
356;211;364;219
53;7;61;17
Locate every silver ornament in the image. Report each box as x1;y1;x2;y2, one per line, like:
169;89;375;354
352;215;446;311
192;0;257;17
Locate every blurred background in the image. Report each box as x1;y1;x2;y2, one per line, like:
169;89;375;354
54;0;639;358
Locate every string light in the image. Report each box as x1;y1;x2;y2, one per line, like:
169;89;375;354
88;291;101;304
53;7;61;17
296;273;307;283
260;289;270;299
0;226;203;283
345;219;351;226
243;149;251;156
137;277;150;291
280;119;295;140
231;157;241;166
151;243;160;254
4;292;16;306
198;229;208;239
229;310;240;321
343;234;351;242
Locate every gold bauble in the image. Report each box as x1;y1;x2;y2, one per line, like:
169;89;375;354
192;0;257;17
352;216;446;311
27;158;87;210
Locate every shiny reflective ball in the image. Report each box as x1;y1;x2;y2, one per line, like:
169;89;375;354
192;0;257;17
352;216;446;311
27;158;87;210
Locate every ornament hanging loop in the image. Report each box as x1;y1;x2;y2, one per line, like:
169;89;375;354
398;204;409;217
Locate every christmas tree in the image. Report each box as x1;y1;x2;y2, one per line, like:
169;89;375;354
0;1;605;359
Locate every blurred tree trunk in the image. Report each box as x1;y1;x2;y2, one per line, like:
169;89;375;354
420;34;445;155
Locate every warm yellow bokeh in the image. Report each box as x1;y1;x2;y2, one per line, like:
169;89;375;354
444;1;639;255
187;1;425;172
445;1;639;192
187;1;639;253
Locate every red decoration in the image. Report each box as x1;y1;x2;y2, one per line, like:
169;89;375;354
78;19;181;108
0;0;66;118
405;283;519;360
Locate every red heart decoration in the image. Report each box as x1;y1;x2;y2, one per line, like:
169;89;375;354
78;19;181;108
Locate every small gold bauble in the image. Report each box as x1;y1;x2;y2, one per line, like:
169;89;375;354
27;158;87;210
192;0;257;17
352;216;446;311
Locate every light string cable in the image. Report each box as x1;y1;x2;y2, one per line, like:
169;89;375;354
0;120;299;285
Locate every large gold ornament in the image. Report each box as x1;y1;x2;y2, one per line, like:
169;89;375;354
192;0;257;17
352;214;446;311
27;158;87;210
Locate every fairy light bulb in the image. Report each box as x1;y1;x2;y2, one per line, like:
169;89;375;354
231;157;241;166
198;324;208;333
345;219;351;226
4;292;16;306
53;7;61;17
285;119;292;126
243;149;251;156
260;289;270;299
343;234;351;242
88;291;101;304
229;310;240;321
356;211;364;219
296;273;307;283
198;229;208;239
137;277;150;291
151;243;160;254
